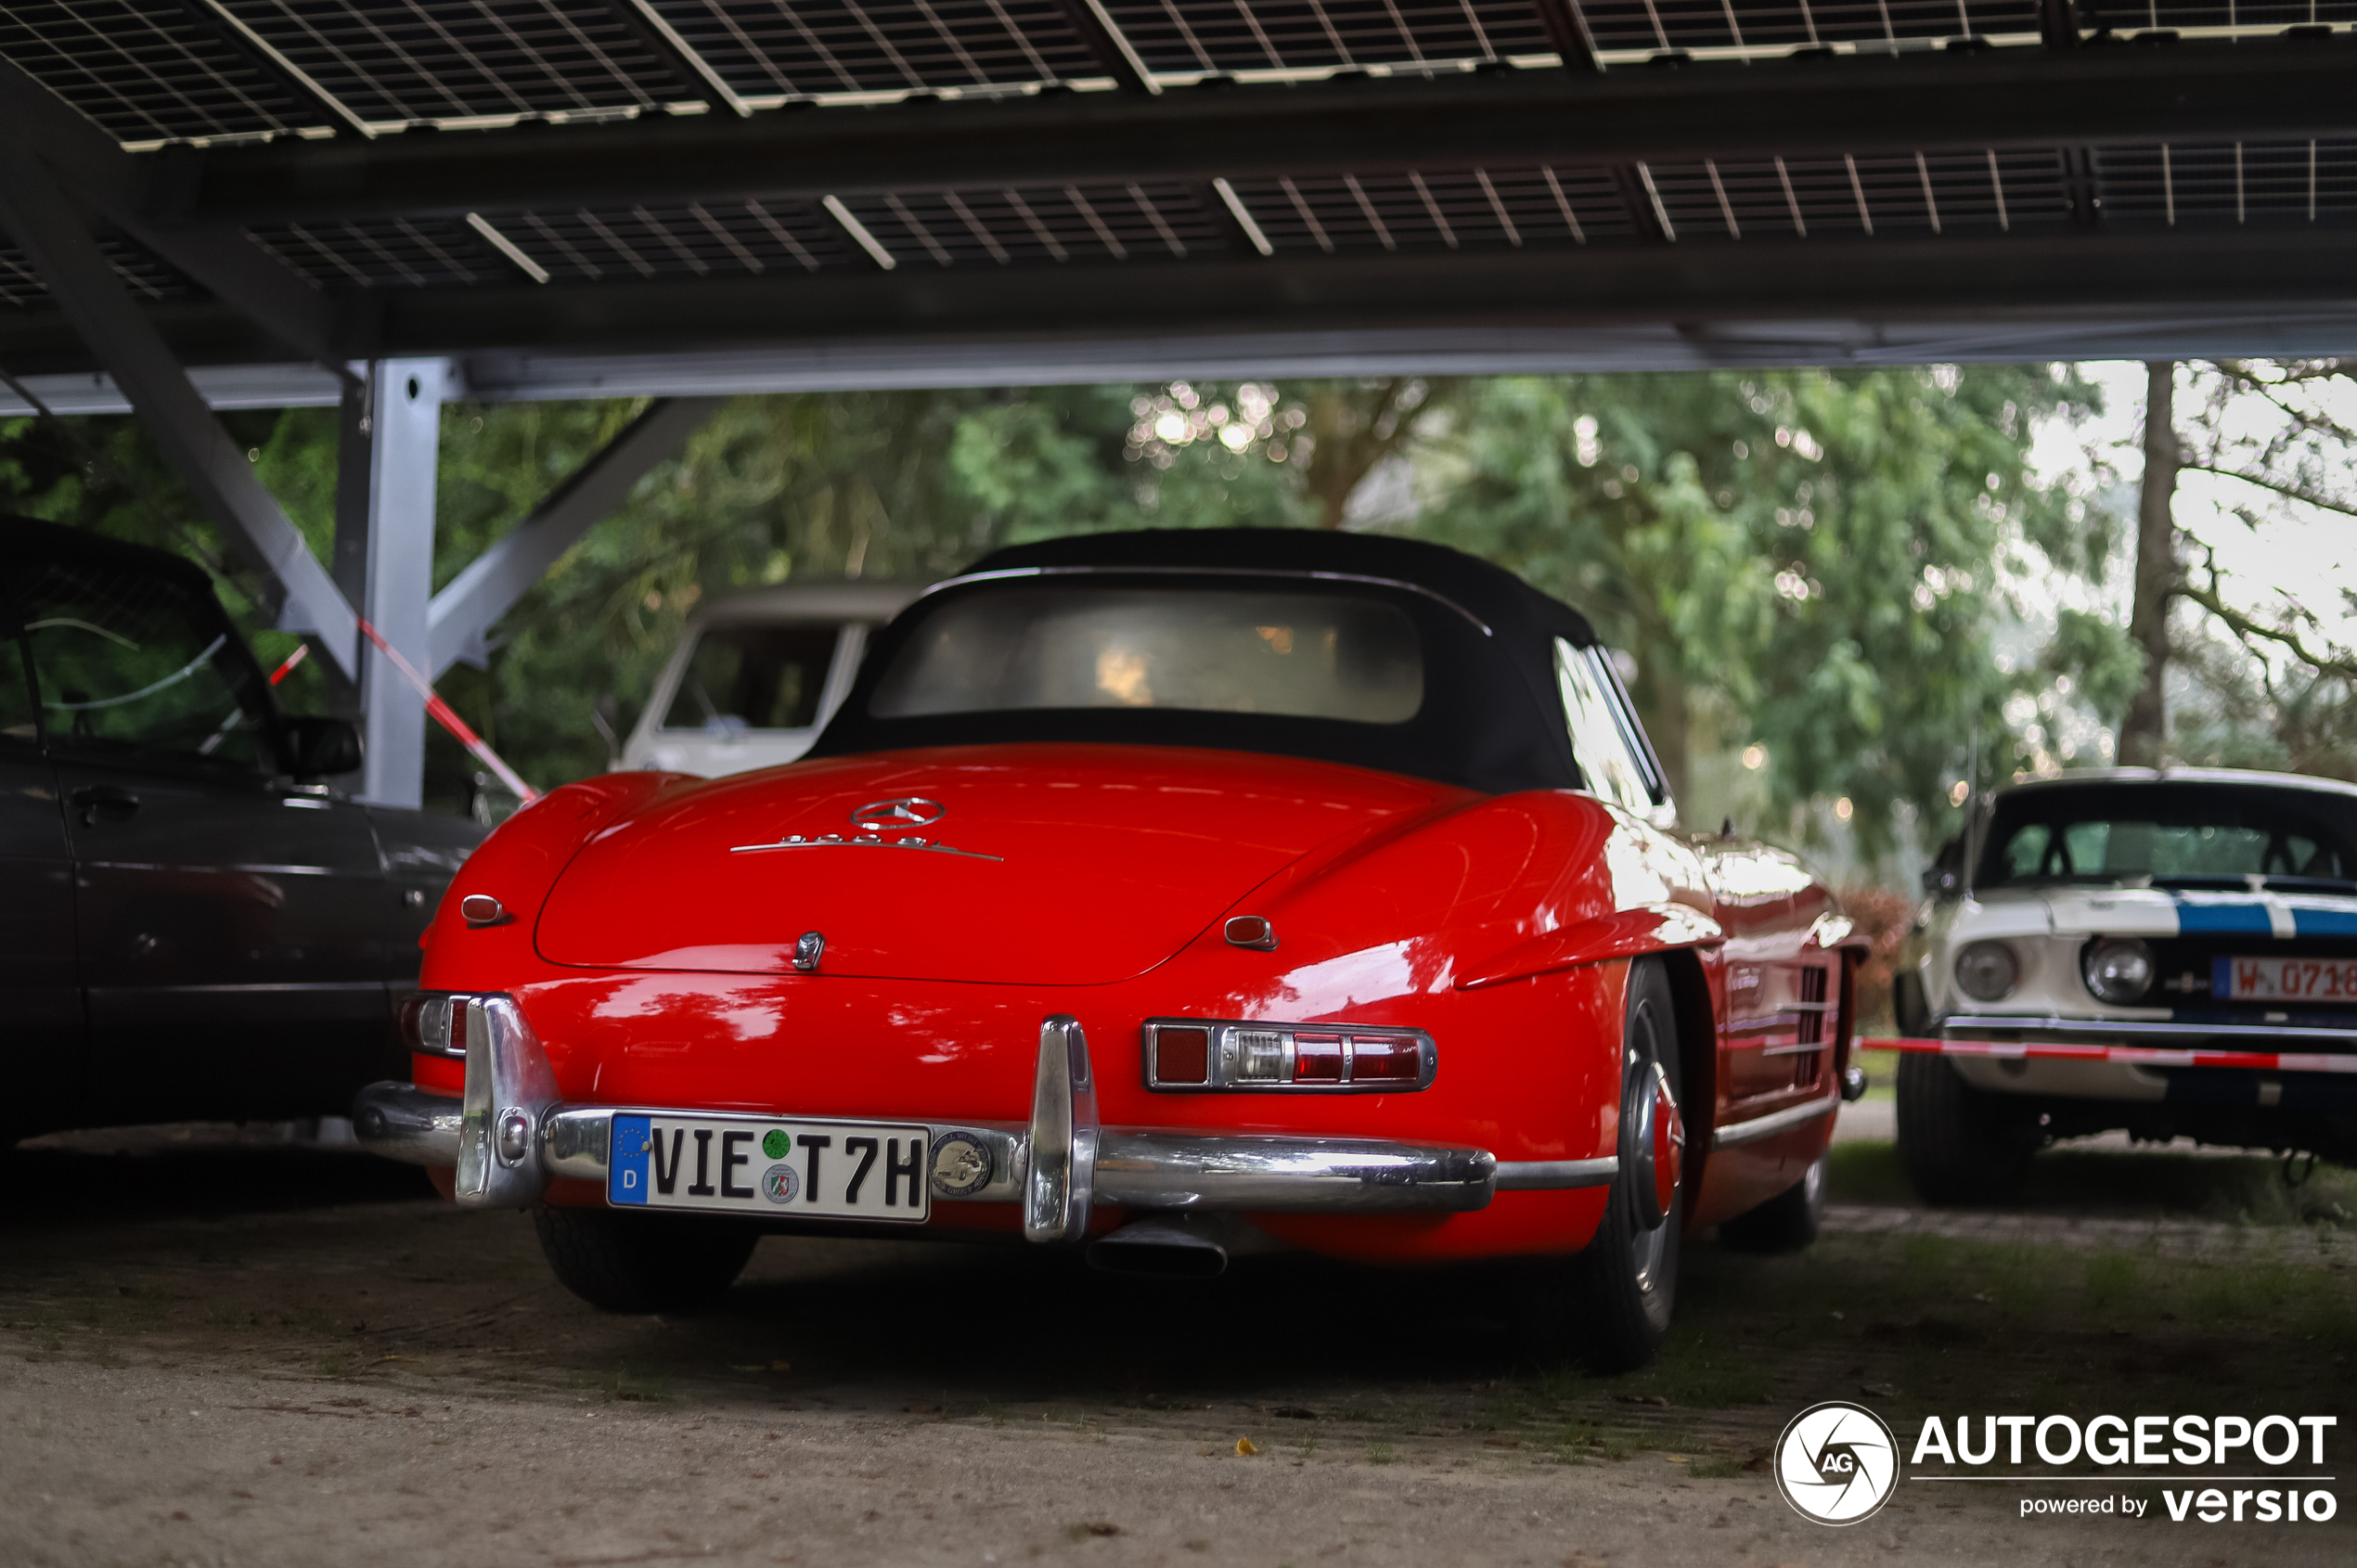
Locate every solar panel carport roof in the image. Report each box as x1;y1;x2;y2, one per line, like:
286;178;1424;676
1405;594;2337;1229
4;5;2357;379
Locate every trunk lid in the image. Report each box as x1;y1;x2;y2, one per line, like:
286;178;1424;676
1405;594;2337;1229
535;743;1455;985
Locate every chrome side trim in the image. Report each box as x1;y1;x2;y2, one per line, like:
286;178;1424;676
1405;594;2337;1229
917;565;1496;636
1710;1094;1839;1149
1493;1155;1618;1191
1024;1014;1097;1244
352;1081;465;1165
455;995;560;1209
1093;1132;1495;1213
1944;1013;2357;1045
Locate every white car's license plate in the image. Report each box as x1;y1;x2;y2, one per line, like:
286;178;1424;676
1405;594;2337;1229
2214;956;2357;1001
607;1112;931;1222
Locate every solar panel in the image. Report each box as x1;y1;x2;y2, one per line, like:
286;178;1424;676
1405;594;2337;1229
0;0;315;143
215;0;679;125
2104;1;2357;30
838;181;1217;264
2095;138;2357;226
242;212;498;286
1229;164;1636;250
1642;148;2067;238
0;229;198;307
643;0;1101;101
1098;0;1552;75
1569;0;2042;56
244;198;855;285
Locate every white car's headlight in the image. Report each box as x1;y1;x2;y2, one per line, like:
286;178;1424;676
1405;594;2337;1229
1953;941;2020;1003
2081;937;2156;1006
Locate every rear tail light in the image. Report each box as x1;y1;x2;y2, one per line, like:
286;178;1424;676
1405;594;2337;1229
399;992;470;1059
1143;1018;1436;1092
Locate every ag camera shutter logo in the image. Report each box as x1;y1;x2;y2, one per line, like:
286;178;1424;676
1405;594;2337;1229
1775;1401;1901;1525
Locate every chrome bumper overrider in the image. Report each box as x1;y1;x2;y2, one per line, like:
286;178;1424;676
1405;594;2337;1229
352;998;1616;1237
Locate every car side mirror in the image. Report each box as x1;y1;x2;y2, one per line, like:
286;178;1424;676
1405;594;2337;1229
1921;866;1961;898
281;715;363;778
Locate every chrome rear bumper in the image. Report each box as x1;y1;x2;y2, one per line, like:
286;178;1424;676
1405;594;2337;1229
353;998;1614;1235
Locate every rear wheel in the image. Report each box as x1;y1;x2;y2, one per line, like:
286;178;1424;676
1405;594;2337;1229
1572;958;1685;1372
533;1206;758;1313
1896;1052;2036;1205
1719;1150;1827;1253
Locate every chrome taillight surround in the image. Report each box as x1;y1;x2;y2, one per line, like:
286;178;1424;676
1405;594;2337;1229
1141;1018;1437;1093
399;991;473;1059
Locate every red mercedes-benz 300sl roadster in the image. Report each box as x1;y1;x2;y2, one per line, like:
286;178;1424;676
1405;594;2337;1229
355;530;1861;1368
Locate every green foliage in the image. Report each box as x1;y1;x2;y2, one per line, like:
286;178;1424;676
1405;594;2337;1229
946;381;1315;539
1408;366;2118;851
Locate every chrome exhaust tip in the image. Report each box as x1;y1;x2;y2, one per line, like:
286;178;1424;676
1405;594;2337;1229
1086;1216;1230;1279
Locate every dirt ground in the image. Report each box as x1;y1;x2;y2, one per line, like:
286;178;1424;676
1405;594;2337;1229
4;1099;2353;1568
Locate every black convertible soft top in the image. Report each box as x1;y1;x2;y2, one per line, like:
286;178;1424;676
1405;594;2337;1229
811;529;1615;796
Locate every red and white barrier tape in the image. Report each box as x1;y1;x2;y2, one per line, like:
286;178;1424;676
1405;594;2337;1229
353;619;540;803
266;644;309;686
1858;1036;2357;1075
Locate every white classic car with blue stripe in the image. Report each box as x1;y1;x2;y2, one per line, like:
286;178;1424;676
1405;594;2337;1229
1888;768;2357;1203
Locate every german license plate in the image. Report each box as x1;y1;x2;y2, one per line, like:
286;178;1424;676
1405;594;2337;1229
607;1113;931;1222
2214;955;2357;1001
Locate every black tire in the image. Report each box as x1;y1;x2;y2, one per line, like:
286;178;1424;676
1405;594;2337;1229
1719;1150;1827;1253
1891;970;1931;1037
532;1206;759;1313
1895;1051;2035;1205
1571;958;1684;1373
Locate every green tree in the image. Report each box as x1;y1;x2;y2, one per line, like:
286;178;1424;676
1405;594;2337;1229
1410;366;2116;851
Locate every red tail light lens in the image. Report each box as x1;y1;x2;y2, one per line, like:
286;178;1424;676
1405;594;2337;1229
1348;1036;1423;1085
1151;1025;1211;1085
1143;1019;1435;1092
399;992;469;1059
1293;1034;1346;1082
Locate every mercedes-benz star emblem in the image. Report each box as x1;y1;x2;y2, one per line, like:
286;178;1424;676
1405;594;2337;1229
850;796;945;831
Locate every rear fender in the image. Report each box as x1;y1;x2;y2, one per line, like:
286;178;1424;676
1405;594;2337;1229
1656;946;1719;1220
1455;904;1725;992
422;771;699;991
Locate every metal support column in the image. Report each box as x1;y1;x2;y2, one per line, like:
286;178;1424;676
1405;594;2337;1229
346;359;450;808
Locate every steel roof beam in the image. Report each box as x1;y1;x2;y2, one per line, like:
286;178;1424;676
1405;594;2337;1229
425;395;724;676
1531;0;1604;72
2039;0;2081;49
0;56;355;374
0;145;360;677
1049;0;1161;94
180;40;2357;225
5;224;2351;374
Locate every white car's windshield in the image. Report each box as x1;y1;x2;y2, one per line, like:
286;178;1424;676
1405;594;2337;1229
1978;782;2357;893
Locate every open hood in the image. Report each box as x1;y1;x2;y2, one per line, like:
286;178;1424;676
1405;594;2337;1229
535;743;1458;985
